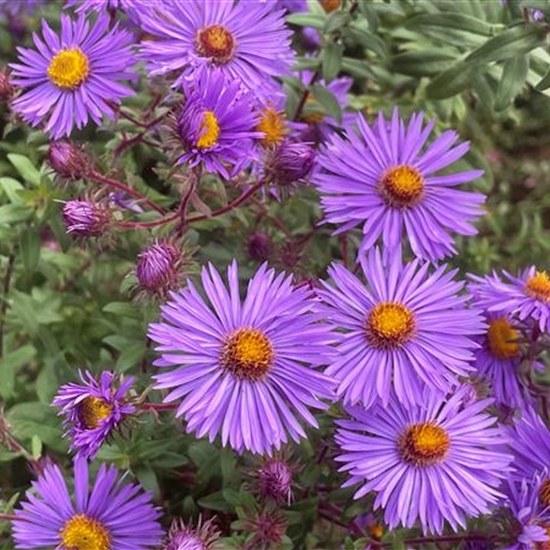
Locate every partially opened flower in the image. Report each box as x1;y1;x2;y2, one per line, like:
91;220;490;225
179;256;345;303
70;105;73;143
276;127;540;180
335;387;512;534
53;370;135;459
175;69;260;178
314;109;485;260
9;13;135;138
165;517;222;550
12;456;163;549
148;261;336;455
63;198;111;237
317;247;484;407
136;241;182;296
470;267;550;334
139;0;294;99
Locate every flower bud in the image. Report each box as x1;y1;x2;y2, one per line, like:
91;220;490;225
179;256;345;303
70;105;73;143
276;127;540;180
247;233;273;262
165;518;221;550
47;141;91;180
258;459;293;505
0;69;14;102
266;141;315;187
136;242;181;294
63;199;110;237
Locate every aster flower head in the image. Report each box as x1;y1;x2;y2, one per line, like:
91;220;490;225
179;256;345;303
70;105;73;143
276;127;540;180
47;140;91;180
257;458;294;505
65;0;138;14
470;267;550;334
148;261;336;455
176;69;260;178
12;456;163;549
9;13;136;138
264;140;315;188
317;247;484;408
53;370;135;459
314;108;485;260
139;0;294;100
165;517;222;550
335;387;513;535
136;241;182;296
63;198;111;237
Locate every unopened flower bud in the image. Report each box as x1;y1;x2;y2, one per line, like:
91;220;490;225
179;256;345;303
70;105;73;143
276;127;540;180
63;199;110;237
136;241;181;294
319;0;340;12
47;141;91;180
258;459;293;505
244;511;287;548
0;69;14;102
267;141;315;187
165;518;221;550
247;233;273;262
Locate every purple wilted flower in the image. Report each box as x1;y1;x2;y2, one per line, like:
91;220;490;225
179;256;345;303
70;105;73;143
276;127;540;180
9;13;136;138
139;0;294;99
53;370;135;459
470;267;550;334
148;261;336;455
136;241;181;295
165;517;222;550
335;387;513;535
12;456;163;549
317;247;484;408
176;69;260;179
63;199;110;237
314;109;485;260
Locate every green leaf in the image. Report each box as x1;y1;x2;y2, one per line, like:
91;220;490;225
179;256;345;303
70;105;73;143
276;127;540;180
286;13;325;30
391;50;459;77
322;42;343;82
494;56;529;111
198;491;233;512
310;83;342;122
466;23;546;64
0;177;24;204
536;64;550;90
426;61;478;99
20;225;41;276
0;345;36;399
7;154;41;186
405;13;496;37
323;11;351;34
0;204;32;225
347;24;388;57
358;1;379;32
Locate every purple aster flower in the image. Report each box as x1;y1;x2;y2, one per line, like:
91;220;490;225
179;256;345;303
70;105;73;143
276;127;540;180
136;241;181;295
314;109;485;260
65;0;137;13
176;69;260;178
139;0;294;99
148;261;336;455
335;387;513;535
9;13;136;138
63;198;111;237
165;517;222;550
53;370;135;459
12;456;163;549
470;267;550;334
317;247;484;407
258;458;293;505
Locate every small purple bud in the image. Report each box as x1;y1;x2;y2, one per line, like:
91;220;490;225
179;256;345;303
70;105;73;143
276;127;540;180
165;518;221;550
267;141;315;186
258;459;293;505
136;242;181;294
0;69;14;102
63;199;110;237
47;141;91;180
247;233;273;262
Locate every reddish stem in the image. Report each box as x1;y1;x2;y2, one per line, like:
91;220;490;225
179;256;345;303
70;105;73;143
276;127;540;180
141;402;178;411
0;513;17;522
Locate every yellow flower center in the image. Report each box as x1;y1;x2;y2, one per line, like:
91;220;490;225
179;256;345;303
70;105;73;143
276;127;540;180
197;111;220;149
540;478;550;508
380;165;425;208
487;317;519;360
399;423;450;467
195;24;236;64
78;397;113;430
319;0;341;13
221;328;274;381
60;514;111;550
526;271;550;303
47;49;90;90
257;106;287;147
366;302;415;348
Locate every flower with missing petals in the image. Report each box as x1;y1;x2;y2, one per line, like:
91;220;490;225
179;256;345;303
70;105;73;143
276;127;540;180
314;109;485;260
9;13;135;138
53;370;135;459
12;457;162;550
148;261;336;455
317;247;484;408
139;0;294;99
335;387;512;534
470;267;550;334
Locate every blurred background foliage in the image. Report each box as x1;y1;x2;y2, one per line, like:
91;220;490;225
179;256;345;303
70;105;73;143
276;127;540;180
1;0;550;548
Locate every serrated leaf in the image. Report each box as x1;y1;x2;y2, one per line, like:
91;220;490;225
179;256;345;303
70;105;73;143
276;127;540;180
322;42;343;82
495;55;529;110
310;83;342;122
7;154;41;186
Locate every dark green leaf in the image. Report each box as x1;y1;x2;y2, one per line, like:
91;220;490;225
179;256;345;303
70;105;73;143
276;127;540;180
494;56;529;110
426;61;478;99
310;83;342;122
391;50;459;77
286;13;325;30
7;154;41;186
322;42;344;82
347;24;388;57
323;11;351;34
20;225;41;276
405;13;496;37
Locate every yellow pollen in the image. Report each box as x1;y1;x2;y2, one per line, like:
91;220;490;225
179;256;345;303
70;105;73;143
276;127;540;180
195;24;236;64
366;302;415;348
380;165;425;208
319;0;341;12
540;479;550;508
60;514;111;550
197;111;220;149
526;271;550;303
257;107;287;147
399;423;450;467
487;317;519;360
221;328;274;381
47;49;89;90
78;397;113;430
